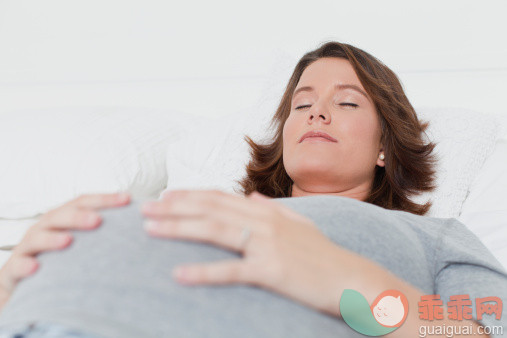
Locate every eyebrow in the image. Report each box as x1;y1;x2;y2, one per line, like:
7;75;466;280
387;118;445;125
292;83;369;100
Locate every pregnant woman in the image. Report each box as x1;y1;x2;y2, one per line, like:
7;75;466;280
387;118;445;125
0;41;506;338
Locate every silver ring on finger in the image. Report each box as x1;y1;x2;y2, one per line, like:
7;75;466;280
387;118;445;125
238;226;252;252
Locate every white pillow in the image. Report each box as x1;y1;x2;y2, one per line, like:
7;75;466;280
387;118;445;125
0;106;189;219
409;106;501;218
164;106;501;220
458;136;507;269
164;110;259;196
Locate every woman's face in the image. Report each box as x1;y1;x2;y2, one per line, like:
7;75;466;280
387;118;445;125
282;57;384;200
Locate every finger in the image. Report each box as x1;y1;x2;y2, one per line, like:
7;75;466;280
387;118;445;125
141;198;207;219
14;230;73;256
248;191;296;216
248;191;272;202
144;217;248;252
141;190;235;217
160;190;172;200
37;208;103;230
249;191;312;223
172;259;250;285
69;192;130;209
141;190;272;220
0;256;39;293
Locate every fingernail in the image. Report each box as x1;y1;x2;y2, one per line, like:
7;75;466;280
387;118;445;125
59;234;72;246
173;267;186;279
118;193;130;202
141;202;155;213
29;260;39;274
87;213;100;225
143;201;156;210
144;220;160;231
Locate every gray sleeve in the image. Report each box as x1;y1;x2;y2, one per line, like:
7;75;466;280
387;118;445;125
434;218;507;337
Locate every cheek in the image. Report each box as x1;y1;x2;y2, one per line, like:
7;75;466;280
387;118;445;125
282;116;301;168
343;113;380;148
282;116;297;146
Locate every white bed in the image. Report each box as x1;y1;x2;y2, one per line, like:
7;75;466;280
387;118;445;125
0;104;506;272
0;0;506;282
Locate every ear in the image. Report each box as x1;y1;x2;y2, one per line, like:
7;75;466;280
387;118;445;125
377;144;385;167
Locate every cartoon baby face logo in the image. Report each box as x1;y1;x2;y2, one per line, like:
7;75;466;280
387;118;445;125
371;290;409;328
341;289;409;336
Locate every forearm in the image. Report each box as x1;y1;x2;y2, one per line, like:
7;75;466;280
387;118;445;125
378;272;489;338
0;286;9;314
320;247;489;337
0;268;12;314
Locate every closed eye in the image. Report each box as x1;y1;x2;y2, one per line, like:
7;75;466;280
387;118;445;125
295;103;358;110
340;103;359;108
295;104;311;110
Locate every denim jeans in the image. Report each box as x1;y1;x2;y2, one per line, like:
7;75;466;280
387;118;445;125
0;321;101;338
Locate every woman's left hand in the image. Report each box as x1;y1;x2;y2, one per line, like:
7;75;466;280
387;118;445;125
140;189;347;317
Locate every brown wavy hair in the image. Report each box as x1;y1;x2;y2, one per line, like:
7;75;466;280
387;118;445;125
235;41;438;215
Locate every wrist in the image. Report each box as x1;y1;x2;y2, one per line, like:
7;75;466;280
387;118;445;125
322;246;410;318
0;269;11;312
317;245;378;318
0;284;9;313
317;248;490;337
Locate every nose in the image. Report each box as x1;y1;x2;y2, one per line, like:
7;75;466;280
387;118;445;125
307;101;331;124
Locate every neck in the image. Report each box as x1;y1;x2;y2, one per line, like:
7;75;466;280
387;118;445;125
290;182;371;202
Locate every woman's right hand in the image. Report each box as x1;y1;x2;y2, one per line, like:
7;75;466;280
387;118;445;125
0;192;130;307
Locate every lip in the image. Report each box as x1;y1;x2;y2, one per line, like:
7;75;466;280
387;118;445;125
299;130;338;143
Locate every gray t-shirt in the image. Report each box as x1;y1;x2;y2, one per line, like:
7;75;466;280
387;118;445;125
0;195;506;337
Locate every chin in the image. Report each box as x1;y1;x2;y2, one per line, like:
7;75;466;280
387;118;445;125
288;164;335;181
297;158;333;170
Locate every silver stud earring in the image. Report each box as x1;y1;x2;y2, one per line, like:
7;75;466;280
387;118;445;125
379;153;385;160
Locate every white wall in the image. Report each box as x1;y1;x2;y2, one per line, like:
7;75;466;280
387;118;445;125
0;0;506;134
